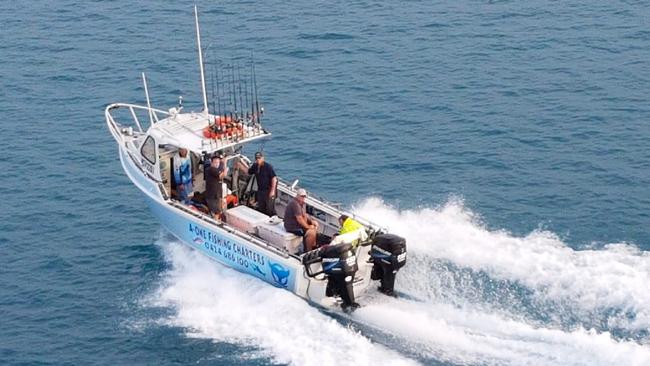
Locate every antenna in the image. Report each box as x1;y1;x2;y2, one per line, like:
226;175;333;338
142;72;154;125
194;6;209;114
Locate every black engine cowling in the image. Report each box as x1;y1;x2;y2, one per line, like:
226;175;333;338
302;243;359;310
370;234;406;296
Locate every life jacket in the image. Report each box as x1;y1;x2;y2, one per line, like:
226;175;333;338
173;154;192;185
340;217;363;235
332;218;367;249
226;194;239;208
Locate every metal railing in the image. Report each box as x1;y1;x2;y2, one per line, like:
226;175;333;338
104;103;169;143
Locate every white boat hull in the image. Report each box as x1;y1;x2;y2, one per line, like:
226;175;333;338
105;7;406;311
118;145;354;308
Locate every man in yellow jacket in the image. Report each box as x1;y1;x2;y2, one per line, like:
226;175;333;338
331;215;367;249
338;215;362;235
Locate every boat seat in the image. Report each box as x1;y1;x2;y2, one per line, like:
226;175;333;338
224;205;270;234
257;219;302;254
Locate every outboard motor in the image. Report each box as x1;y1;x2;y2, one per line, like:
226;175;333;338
370;234;407;296
302;243;359;311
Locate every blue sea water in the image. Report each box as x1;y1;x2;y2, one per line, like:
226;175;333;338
1;0;649;365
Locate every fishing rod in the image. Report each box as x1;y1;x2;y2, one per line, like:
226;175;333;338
250;57;255;123
231;62;237;117
215;60;222;118
253;59;261;123
219;67;225;117
224;64;231;115
238;62;244;121
210;61;217;119
243;79;249;122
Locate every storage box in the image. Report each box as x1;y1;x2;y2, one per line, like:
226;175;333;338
257;222;303;254
224;205;269;234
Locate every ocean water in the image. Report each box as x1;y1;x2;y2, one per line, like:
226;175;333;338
1;0;649;365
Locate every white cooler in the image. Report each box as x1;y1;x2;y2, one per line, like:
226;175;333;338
257;222;303;254
224;205;269;234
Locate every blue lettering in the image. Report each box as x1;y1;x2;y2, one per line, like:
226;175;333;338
191;223;269;270
238;258;249;268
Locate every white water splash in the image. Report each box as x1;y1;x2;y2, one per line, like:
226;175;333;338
149;238;417;366
353;295;650;366
354;197;650;335
146;197;650;366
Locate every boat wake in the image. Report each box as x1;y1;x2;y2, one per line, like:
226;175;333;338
149;238;417;366
354;198;650;339
353;197;650;365
352;294;649;366
147;197;650;366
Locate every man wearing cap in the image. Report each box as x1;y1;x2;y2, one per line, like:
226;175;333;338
283;189;319;252
247;151;277;216
205;153;228;219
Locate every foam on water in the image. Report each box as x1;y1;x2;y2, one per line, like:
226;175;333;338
354;198;650;335
148;197;650;366
353;296;650;366
149;238;417;366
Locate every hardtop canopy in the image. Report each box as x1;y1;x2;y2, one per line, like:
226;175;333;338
147;111;271;155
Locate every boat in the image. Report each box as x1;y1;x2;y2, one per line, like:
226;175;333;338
104;7;407;311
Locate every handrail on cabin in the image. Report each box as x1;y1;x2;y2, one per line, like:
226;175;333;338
104;103;170;143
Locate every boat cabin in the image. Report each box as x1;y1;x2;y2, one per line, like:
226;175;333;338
107;105;372;258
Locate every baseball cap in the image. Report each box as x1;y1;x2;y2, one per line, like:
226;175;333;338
297;188;307;197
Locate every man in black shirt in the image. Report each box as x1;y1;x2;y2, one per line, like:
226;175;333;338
205;154;228;219
248;151;277;216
